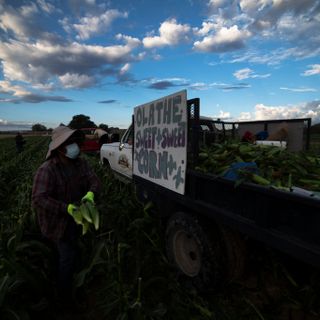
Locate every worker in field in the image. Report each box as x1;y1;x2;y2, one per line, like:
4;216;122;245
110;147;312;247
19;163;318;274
31;125;101;305
15;132;26;153
94;127;109;146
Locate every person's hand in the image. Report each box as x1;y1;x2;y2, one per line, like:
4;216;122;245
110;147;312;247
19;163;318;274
67;203;78;215
82;191;94;204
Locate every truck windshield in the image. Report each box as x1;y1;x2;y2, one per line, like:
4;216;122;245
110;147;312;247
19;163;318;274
121;125;133;145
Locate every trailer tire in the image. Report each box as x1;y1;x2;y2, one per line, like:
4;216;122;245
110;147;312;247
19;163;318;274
165;212;246;290
165;212;222;290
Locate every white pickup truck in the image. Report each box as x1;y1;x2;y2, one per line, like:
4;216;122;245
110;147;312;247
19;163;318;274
99;91;318;290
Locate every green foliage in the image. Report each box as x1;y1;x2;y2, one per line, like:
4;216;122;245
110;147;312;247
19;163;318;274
98;123;109;131
31;123;47;131
68;114;97;129
1;137;320;319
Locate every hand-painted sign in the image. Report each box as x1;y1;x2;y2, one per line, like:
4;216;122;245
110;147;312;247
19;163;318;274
133;90;187;194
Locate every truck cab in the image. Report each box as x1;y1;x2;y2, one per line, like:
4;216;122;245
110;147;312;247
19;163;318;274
100;124;133;180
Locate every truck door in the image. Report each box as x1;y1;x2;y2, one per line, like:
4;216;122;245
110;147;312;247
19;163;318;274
116;125;133;179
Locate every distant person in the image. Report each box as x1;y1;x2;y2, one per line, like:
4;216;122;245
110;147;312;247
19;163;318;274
94;128;109;146
15;132;26;153
32;125;101;304
241;131;255;143
255;131;269;140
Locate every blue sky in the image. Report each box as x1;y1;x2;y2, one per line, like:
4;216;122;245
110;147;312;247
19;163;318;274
0;0;319;129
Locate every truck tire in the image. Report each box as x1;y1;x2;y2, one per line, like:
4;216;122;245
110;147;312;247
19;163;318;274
165;212;246;290
165;212;221;290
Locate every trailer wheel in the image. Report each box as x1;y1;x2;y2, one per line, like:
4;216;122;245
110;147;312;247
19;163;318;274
165;212;221;289
165;212;246;290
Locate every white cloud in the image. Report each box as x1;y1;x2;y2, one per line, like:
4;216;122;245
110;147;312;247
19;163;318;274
36;0;55;14
202;0;319;59
193;25;251;52
194;21;217;36
253;100;320;123
116;34;141;48
280;87;317;93
239;0;271;14
214;110;231;120
208;0;228;8
234;100;320;123
229;45;320;65
0;3;39;40
233;68;252;80
143;19;192;48
189;82;210;90
238;112;252;120
0;36;141;88
0;80;72;103
0;80;30;96
71;9;128;40
59;73;96;88
302;64;320;76
120;63;130;75
255;103;302;120
233;67;271;80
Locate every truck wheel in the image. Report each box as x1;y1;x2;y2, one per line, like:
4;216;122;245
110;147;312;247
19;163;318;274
165;212;221;290
165;212;246;290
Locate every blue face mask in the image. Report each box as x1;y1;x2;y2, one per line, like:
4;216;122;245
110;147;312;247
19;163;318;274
65;143;80;159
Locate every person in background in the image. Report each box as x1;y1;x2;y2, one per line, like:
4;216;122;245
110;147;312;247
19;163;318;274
15;132;26;153
31;125;101;304
94;127;109;147
241;131;255;143
255;130;269;141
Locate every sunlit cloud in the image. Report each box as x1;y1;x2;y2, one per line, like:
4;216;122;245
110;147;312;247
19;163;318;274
280;87;317;93
143;19;192;48
193;25;251;52
233;68;271;80
64;9;128;40
213;110;231;120
302;64;320;76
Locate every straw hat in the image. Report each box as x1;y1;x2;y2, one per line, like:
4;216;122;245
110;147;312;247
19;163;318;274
46;126;80;159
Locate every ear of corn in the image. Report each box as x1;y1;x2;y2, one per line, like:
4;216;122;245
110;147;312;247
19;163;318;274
69;202;100;235
80;203;93;223
86;201;100;231
196;141;320;192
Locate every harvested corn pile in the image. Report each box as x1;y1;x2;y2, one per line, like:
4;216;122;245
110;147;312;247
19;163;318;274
196;142;320;191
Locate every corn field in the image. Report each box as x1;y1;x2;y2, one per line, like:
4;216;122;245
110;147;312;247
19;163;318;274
1;136;320;320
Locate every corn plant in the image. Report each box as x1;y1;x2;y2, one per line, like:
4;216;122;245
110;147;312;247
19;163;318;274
1;136;320;319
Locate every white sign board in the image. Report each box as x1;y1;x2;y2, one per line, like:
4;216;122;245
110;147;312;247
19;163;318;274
133;90;187;194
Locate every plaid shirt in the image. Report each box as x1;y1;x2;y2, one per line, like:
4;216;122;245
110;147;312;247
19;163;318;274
32;156;101;241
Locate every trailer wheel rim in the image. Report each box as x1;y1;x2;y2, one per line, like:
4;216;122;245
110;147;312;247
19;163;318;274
172;230;201;277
